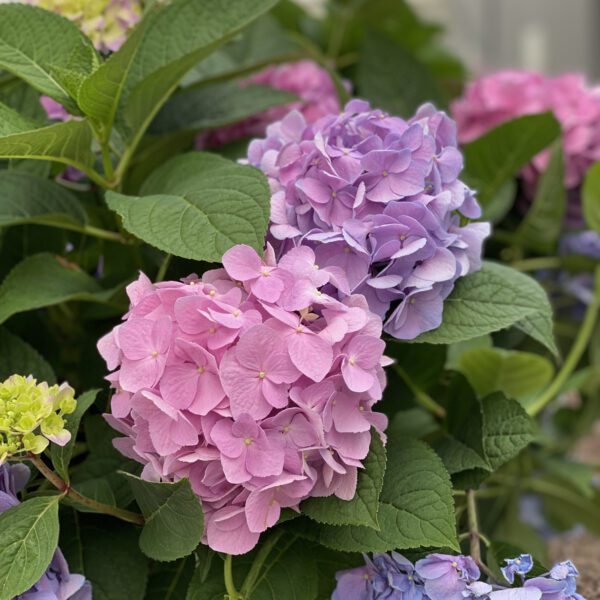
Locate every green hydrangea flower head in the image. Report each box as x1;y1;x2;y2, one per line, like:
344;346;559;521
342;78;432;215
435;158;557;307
0;375;77;463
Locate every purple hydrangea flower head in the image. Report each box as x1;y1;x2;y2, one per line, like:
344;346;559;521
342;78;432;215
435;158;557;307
333;564;376;600
99;244;390;555
502;554;534;584
246;100;490;339
415;553;480;600
0;464;91;599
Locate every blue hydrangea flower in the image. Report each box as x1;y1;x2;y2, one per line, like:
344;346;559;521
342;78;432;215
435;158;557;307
502;554;534;584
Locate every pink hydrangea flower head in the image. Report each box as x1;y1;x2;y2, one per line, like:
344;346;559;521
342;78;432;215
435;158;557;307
196;60;341;148
98;245;390;554
246;99;490;339
452;69;600;224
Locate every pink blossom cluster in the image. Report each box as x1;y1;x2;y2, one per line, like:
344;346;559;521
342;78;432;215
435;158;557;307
452;70;600;222
98;244;389;555
245;99;489;339
196;60;340;149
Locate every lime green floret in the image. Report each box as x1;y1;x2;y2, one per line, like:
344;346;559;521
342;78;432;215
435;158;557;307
0;375;77;463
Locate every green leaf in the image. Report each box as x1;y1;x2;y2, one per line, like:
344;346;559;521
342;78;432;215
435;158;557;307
387;408;439;440
480;392;537;470
483;179;517;224
0;496;60;600
0;119;96;172
462;113;561;211
106;152;270;261
0;327;55;383
458;348;554;402
80;0;278;144
151;82;296;134
0;253;114;325
147;557;195;600
357;31;445;117
582;160;600;234
0;100;38;136
60;510;149;600
302;431;386;529
183;15;299;86
306;438;457;552
51;389;99;482
415;261;557;354
242;540;318;600
123;474;204;562
433;436;490;475
0;4;98;109
0;171;86;229
516;142;566;253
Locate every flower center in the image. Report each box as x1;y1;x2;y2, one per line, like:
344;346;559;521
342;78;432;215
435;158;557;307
208;327;216;334
343;246;351;253
516;559;521;565
295;325;303;333
244;438;253;445
382;170;389;177
358;404;364;412
399;234;406;241
258;371;266;379
313;264;320;270
314;290;322;297
451;561;458;568
348;356;356;366
282;425;290;433
232;310;241;317
209;289;216;296
197;366;205;375
261;269;270;277
331;191;337;198
150;351;159;359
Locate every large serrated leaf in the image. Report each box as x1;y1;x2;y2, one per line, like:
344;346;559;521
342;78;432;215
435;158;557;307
415;261;556;354
106;152;270;261
305;438;457;553
0;253;115;325
123;474;204;562
0;496;60;600
79;0;278;145
302;431;386;529
151;82;296;134
0;171;86;230
0;4;99;109
0;327;55;383
462;113;561;213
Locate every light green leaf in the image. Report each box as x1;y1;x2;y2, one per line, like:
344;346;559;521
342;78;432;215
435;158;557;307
0;171;86;229
582;160;600;235
358;32;445;117
0;119;96;172
0;4;98;109
51;389;99;482
516;142;565;253
0;496;60;600
0;253;114;325
0;327;55;383
123;474;204;562
311;438;457;552
463;113;561;210
415;261;557;354
480;393;537;470
80;0;278;145
151;82;296;134
459;348;554;401
302;432;386;529
106;152;270;261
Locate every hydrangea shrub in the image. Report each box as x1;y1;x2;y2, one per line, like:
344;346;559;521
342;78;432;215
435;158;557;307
0;1;597;600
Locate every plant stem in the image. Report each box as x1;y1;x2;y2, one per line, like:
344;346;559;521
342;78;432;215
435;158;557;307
240;529;284;597
224;554;241;600
395;366;446;418
466;490;496;580
510;256;563;272
55;222;129;244
528;268;600;416
28;453;144;525
155;253;172;282
101;142;115;183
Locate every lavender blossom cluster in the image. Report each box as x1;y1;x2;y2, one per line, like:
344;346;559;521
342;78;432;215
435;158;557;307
246;100;490;339
333;552;585;600
0;464;91;600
